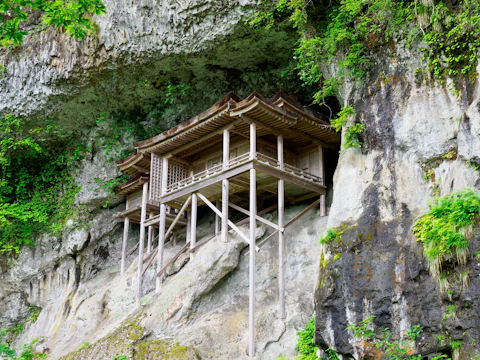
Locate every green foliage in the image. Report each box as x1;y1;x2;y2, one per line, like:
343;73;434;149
0;338;46;360
442;305;458;322
320;228;343;245
0;115;83;255
450;340;462;359
95;112;146;163
343;123;365;150
113;356;128;360
0;0;106;47
295;318;317;360
406;325;423;341
412;189;480;282
325;348;339;360
25;307;41;325
347;316;428;360
164;83;191;106
78;342;90;350
249;0;480;111
331;106;355;132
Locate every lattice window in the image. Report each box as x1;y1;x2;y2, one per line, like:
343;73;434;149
150;153;163;201
168;160;189;187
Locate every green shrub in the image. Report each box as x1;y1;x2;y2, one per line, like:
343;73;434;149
0;115;81;255
248;0;480;117
347;316;431;360
0;338;46;359
295;318;316;359
343;123;365;150
412;189;480;282
331;106;355;132
320;228;343;245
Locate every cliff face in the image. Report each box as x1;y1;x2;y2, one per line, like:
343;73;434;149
0;2;324;359
0;0;301;133
2;2;480;360
315;56;480;359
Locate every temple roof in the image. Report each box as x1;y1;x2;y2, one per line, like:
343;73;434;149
115;173;149;195
116;152;151;175
134;91;340;155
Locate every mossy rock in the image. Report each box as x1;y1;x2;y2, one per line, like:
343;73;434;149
59;317;199;360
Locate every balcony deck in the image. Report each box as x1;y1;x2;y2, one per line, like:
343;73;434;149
161;152;326;206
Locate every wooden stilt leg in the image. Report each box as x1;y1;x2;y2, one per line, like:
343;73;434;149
186;211;191;245
320;194;326;217
222;180;229;242
215;198;220;236
248;121;257;357
121;217;129;276
278;179;285;319
318;145;326;217
278;134;286;319
248;168;257;357
136;182;149;308
155;203;167;293
147;213;153;254
190;193;197;259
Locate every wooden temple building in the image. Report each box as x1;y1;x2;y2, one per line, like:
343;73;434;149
114;91;340;357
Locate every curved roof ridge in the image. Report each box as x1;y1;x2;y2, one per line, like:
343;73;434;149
134;92;239;151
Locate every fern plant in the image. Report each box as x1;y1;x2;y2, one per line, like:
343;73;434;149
413;189;480;284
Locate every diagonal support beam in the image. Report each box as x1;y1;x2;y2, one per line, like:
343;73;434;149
196;192;259;251
228;202;283;232
245;198;321;255
164;196;191;240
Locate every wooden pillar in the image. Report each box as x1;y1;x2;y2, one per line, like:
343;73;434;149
186;210;191;245
215;198;220;236
190;192;197;258
155;157;168;293
155;204;167;292
221;180;229;243
249;122;256;160
121;217;129;276
136;181;149;307
173;234;178;246
318;145;326;217
248;122;257;357
222;128;230;243
147;213;153;254
277;135;285;319
223;128;230;170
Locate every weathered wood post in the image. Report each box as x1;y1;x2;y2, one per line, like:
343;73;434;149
136;181;149;307
190;192;198;259
155;156;169;292
121;217;129;276
222;128;230;242
215;198;220;236
318;145;326;216
147;212;153;254
186;210;191;245
248;121;257;357
277;134;285;319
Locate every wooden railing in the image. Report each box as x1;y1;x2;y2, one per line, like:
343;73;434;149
164;151;322;194
284;163;323;183
256;153;278;167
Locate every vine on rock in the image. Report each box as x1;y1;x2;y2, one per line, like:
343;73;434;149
0;115;81;255
249;0;480;150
